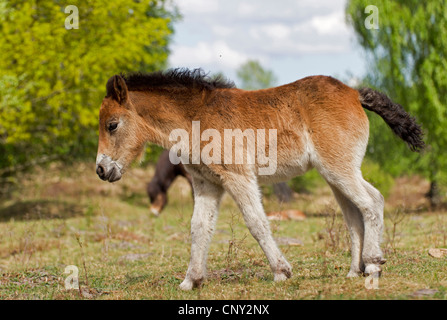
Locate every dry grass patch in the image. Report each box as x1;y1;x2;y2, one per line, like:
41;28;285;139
0;162;446;300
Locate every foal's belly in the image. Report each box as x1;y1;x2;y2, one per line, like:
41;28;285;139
257;152;313;184
183;147;313;186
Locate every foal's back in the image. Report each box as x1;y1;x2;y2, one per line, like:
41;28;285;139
211;75;368;182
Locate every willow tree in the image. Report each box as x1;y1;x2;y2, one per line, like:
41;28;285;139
346;0;447;203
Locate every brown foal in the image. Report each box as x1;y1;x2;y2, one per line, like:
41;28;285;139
96;68;424;290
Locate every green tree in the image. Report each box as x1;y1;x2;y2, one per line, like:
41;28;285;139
0;0;178;172
236;60;277;90
346;0;447;198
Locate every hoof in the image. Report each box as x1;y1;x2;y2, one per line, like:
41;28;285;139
274;272;290;282
273;262;292;282
179;277;203;290
364;264;381;276
179;279;194;291
346;270;362;278
150;207;160;216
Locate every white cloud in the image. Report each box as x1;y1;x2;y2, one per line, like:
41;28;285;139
242;17;349;56
169;0;365;85
169;41;251;70
212;41;250;68
212;25;233;37
310;11;349;35
177;0;219;15
237;3;256;17
263;24;292;40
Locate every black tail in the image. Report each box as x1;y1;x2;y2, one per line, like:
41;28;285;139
358;88;425;152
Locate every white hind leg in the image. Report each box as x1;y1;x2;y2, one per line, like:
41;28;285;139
329;184;365;277
321;168;385;276
361;179;386;274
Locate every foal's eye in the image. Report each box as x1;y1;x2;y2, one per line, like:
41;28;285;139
108;122;118;132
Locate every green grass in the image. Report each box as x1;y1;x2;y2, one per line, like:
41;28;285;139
0;162;446;300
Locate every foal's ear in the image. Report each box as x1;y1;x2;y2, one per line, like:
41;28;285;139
106;74;128;104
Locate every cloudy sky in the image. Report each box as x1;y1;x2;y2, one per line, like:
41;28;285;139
168;0;367;87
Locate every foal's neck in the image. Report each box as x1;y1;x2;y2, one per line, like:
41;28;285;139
128;89;206;149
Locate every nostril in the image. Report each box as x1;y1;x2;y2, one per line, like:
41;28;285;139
96;164;105;177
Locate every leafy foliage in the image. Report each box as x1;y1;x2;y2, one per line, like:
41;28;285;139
236;60;277;90
0;0;178;171
346;0;447;185
361;159;395;198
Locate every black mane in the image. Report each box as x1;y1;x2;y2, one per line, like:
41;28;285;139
120;68;236;92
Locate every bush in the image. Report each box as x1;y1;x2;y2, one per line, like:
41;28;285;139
0;0;178;172
361;159;395;198
288;169;325;194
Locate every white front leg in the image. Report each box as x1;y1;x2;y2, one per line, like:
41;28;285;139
222;173;292;282
179;178;224;290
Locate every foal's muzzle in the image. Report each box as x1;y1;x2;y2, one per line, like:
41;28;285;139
96;154;122;183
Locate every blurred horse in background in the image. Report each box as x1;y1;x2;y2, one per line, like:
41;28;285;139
147;150;293;216
146;150;193;216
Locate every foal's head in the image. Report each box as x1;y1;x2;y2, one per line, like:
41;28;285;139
96;75;147;182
